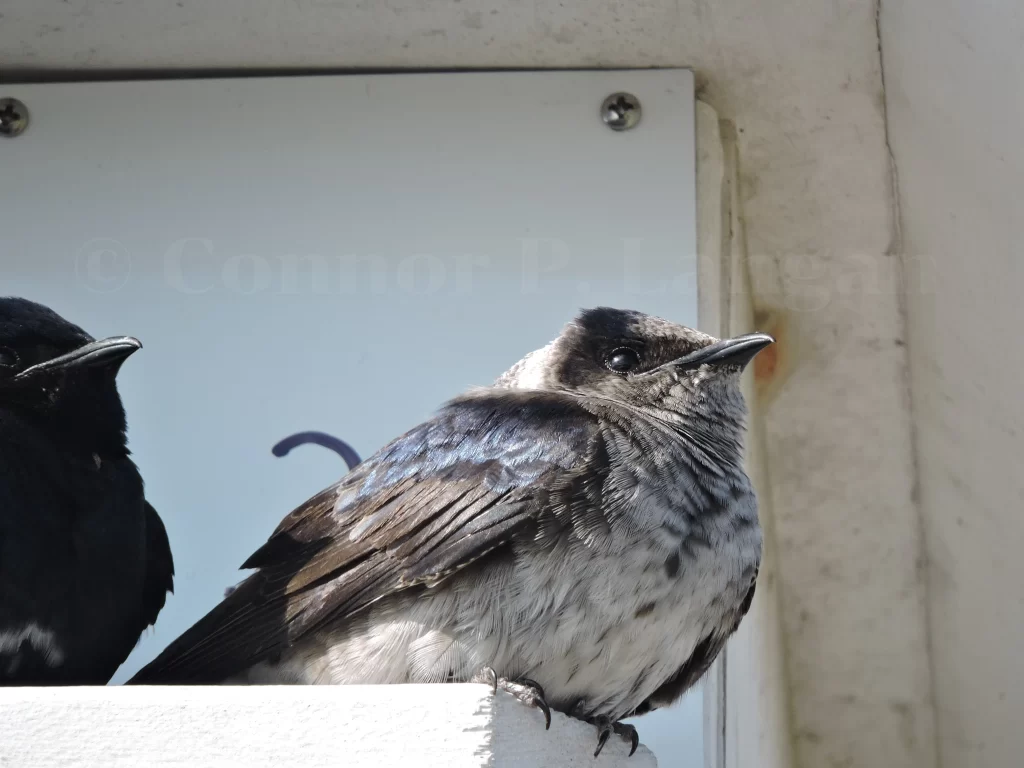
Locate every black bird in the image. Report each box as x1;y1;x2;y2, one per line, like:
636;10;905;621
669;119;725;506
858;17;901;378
0;297;174;684
131;307;770;756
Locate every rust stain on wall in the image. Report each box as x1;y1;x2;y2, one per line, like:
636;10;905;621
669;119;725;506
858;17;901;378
752;306;791;406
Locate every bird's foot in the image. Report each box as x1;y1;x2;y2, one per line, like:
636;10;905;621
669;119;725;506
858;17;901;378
586;715;639;758
472;667;551;730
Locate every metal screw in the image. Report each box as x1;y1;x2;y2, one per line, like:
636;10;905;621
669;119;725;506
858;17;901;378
601;92;641;131
0;97;29;138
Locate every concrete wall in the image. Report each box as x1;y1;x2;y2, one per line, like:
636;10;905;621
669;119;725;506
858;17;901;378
881;3;1024;766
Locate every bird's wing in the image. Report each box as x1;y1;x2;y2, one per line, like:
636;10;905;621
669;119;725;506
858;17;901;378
96;498;175;682
0;423;73;683
0;413;177;684
627;568;758;717
130;389;607;684
139;501;175;631
0;415;127;683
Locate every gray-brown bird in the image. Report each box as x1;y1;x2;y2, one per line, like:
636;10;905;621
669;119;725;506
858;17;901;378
131;307;770;755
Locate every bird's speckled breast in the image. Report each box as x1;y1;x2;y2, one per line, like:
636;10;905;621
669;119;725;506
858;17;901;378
491;477;762;719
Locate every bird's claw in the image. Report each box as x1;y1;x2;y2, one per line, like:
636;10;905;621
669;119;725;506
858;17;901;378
474;665;499;694
513;677;552;730
589;715;640;758
472;667;552;730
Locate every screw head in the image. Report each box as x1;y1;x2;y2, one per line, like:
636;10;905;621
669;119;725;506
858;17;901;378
0;97;29;138
601;92;641;131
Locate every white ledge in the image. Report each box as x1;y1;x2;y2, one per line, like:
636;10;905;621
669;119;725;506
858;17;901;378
1;684;657;768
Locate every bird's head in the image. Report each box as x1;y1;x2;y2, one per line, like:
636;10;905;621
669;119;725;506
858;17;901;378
496;306;773;434
0;297;141;452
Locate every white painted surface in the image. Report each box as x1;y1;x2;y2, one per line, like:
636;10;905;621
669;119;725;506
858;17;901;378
0;70;701;767
0;1;941;765
881;3;1024;766
0;685;657;767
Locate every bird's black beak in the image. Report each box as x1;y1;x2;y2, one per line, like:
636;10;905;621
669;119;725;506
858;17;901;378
12;336;142;381
664;332;775;372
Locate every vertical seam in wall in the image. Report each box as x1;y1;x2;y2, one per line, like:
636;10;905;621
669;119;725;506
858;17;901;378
721;116;799;768
696;97;732;768
718;115;734;768
718;134;729;763
736;218;801;768
875;3;942;767
718;649;728;768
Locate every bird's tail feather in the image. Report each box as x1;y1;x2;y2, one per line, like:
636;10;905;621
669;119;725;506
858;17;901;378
127;573;287;684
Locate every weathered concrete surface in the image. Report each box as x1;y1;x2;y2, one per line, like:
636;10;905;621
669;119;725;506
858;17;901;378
882;2;1024;766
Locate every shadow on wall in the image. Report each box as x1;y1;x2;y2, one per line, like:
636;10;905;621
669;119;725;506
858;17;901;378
222;431;362;599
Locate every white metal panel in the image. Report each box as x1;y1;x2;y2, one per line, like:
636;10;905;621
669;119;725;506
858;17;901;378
1;70;697;764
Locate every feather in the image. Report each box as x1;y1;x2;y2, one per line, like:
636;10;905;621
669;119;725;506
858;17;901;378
129;389;606;684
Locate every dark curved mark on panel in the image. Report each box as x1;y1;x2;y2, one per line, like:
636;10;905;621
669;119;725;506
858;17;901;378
271;431;362;470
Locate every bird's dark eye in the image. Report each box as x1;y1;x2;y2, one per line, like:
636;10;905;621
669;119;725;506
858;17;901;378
0;347;18;368
605;348;641;373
